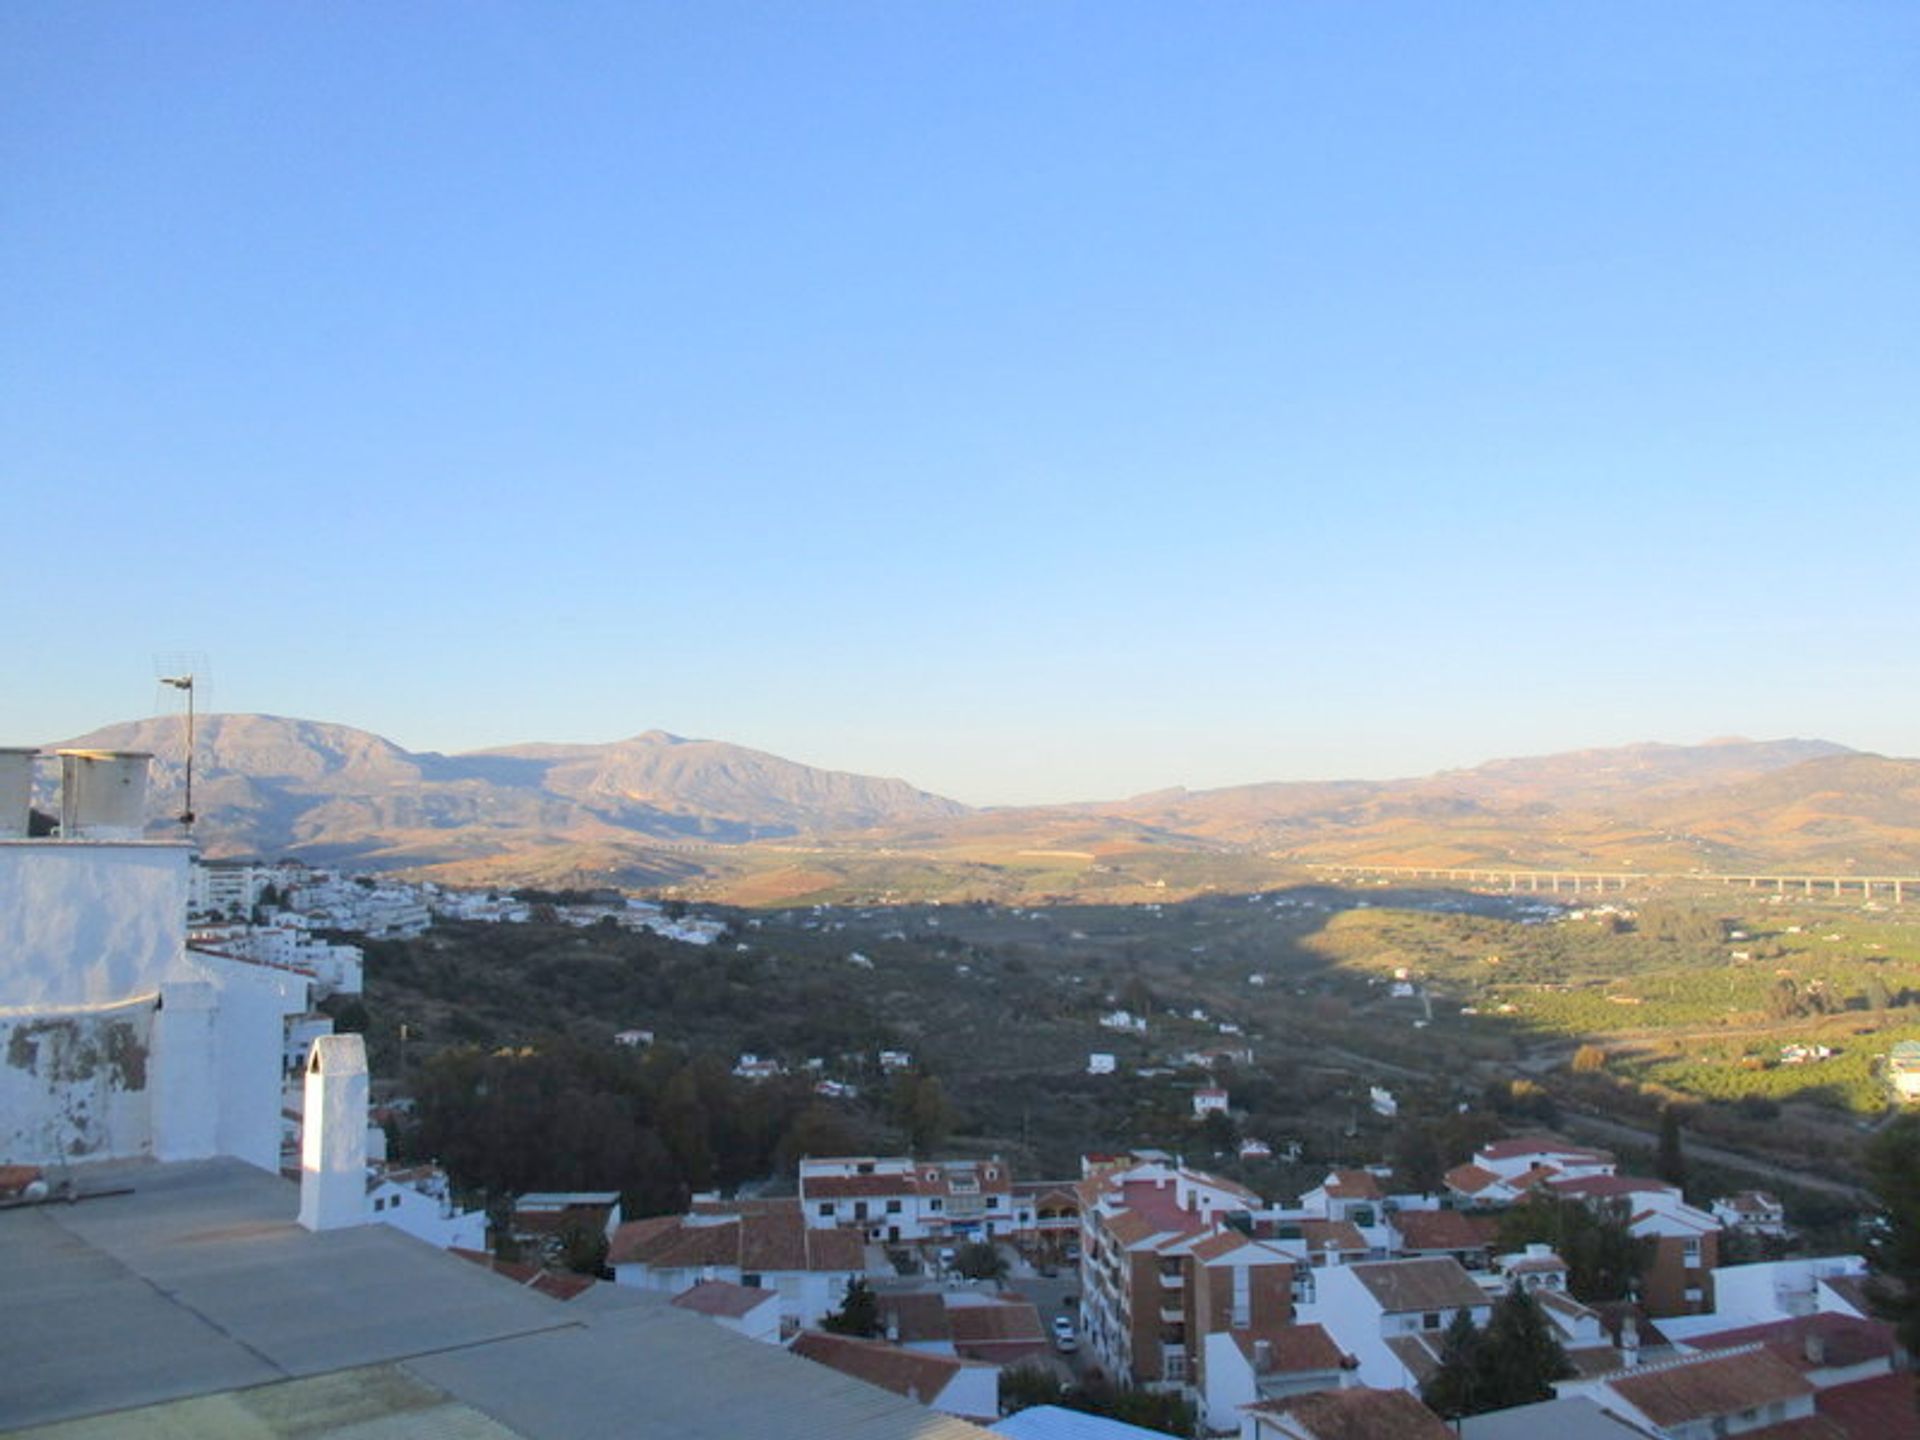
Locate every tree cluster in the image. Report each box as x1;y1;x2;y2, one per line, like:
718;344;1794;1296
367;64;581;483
1421;1286;1572;1419
1496;1194;1650;1303
402;1036;857;1215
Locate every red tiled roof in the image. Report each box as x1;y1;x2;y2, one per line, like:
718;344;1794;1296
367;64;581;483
1320;1168;1384;1200
1392;1210;1492;1254
1609;1347;1814;1426
1232;1322;1348;1374
789;1331;989;1415
878;1292;951;1344
1444;1163;1502;1195
1817;1371;1920;1440
1741;1419;1849;1440
1248;1386;1454;1439
1688;1313;1898;1374
610;1202;864;1274
449;1248;596;1301
1298;1219;1369;1254
1349;1258;1489;1314
1551;1174;1679;1201
671;1279;776;1319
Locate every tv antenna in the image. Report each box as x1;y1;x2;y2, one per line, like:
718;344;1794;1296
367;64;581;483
154;653;211;833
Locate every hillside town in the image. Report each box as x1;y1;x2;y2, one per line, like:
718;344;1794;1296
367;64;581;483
3;748;1916;1440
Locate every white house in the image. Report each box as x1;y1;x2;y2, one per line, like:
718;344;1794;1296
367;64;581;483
0;748;312;1174
670;1279;782;1344
367;1163;488;1250
608;1199;868;1333
1088;1052;1117;1076
789;1330;998;1424
1294;1257;1494;1392
799;1155;1026;1244
1555;1344;1817;1439
1193;1087;1230;1119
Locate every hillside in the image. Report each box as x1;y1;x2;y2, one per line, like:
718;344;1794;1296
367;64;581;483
41;717;1920;893
47;714;969;865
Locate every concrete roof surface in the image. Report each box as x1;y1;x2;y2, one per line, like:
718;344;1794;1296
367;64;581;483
0;1158;986;1440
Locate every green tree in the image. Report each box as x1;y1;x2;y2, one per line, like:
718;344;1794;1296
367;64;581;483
1656;1106;1687;1190
1480;1285;1571;1406
1498;1195;1649;1303
999;1364;1065;1415
1865;975;1892;1013
1864;1113;1920;1354
822;1278;881;1337
1421;1288;1570;1419
952;1240;1008;1283
1420;1308;1485;1419
1390;1120;1445;1193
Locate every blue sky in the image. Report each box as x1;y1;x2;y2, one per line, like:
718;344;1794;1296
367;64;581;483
5;3;1917;805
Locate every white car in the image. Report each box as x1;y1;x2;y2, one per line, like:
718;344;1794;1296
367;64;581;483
1051;1315;1078;1353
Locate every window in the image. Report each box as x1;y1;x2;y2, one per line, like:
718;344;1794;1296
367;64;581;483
818;1203;834;1218
743;1272;762;1287
1683;1238;1701;1260
886;1199;902;1214
987;1196;1000;1209
1422;1312;1441;1330
929;1199;942;1212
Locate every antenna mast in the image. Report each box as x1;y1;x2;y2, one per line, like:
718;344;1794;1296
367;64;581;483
159;674;196;830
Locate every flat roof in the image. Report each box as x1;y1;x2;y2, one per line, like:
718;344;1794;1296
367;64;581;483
1;1157;987;1439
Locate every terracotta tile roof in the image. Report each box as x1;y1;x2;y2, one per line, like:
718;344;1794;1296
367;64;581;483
804;1174;915;1199
1609;1346;1814;1427
1320;1168;1384;1200
1298;1219;1369;1254
1816;1371;1920;1440
1349;1258;1490;1315
449;1248;597;1300
610;1202;863;1275
948;1299;1047;1362
878;1292;951;1344
1190;1230;1256;1264
789;1331;989;1415
1687;1313;1898;1374
1392;1210;1491;1253
605;1214;682;1264
1384;1333;1446;1385
1445;1163;1502;1195
671;1278;776;1319
1232;1322;1348;1374
1247;1386;1454;1439
1741;1418;1849;1440
1550;1174;1679;1202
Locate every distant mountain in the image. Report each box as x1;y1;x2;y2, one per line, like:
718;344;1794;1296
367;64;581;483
46;715;970;865
41;718;1918;889
1074;738;1855;847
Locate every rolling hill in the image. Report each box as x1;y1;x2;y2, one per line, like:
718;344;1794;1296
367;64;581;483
40;716;1920;894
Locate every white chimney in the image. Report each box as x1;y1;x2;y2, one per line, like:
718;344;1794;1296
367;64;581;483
1254;1338;1272;1372
298;1033;369;1232
56;749;152;839
1620;1315;1640;1368
0;748;36;837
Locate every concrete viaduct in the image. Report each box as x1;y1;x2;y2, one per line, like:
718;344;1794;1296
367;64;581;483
1305;862;1916;904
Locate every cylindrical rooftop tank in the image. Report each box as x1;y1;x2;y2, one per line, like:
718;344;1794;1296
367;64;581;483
0;748;38;838
56;749;153;840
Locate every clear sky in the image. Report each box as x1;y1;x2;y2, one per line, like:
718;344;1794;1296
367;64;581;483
5;3;1917;805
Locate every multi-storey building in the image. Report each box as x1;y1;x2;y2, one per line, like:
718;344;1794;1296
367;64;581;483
1076;1153;1300;1424
798;1155;1026;1244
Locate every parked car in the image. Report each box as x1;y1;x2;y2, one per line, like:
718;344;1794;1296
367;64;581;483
1052;1315;1078;1353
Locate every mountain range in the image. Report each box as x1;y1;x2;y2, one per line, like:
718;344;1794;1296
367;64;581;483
43;715;1920;895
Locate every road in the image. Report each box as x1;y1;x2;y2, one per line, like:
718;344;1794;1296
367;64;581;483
1560;1109;1871;1202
